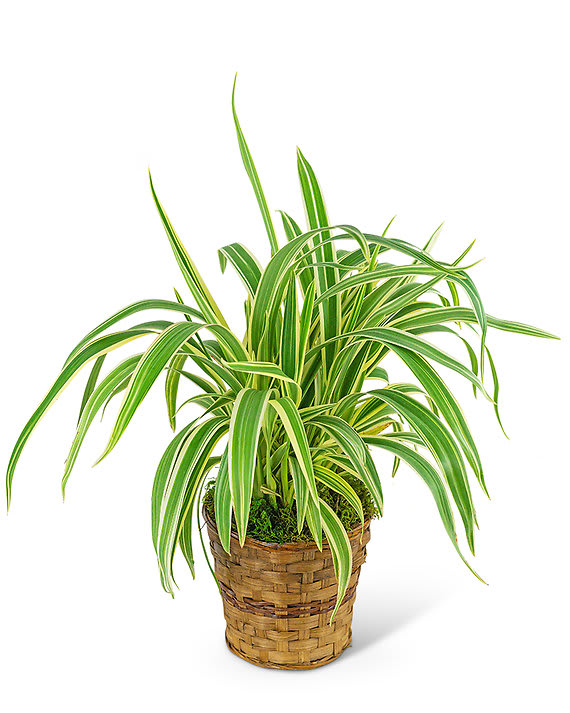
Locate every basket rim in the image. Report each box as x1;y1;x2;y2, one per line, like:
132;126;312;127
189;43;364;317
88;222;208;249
202;503;371;552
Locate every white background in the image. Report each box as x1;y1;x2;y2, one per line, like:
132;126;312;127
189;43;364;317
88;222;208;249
1;2;568;711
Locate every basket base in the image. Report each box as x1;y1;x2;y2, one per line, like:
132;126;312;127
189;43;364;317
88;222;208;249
224;630;353;670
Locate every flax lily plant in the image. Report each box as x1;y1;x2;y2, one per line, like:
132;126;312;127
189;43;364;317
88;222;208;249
6;85;557;617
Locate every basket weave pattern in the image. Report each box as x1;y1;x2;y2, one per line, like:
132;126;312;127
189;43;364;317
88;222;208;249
204;509;371;670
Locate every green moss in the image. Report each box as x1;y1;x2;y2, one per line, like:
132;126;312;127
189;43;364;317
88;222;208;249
202;474;378;544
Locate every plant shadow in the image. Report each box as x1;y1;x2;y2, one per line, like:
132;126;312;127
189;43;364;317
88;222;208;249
344;584;447;658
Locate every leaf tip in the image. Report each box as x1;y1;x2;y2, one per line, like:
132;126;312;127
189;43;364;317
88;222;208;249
231;73;238;110
92;449;109;468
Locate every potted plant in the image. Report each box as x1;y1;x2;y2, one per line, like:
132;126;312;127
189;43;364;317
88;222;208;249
6;83;557;670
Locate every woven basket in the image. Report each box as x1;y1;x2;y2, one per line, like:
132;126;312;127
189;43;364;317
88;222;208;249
204;507;371;670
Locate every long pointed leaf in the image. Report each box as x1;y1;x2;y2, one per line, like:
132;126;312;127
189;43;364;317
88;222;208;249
97;322;203;463
62;354;141;496
149;173;228;328
228;388;272;544
319;499;353;621
6;327;153;508
365;436;484;582
232;76;278;254
370;388;476;554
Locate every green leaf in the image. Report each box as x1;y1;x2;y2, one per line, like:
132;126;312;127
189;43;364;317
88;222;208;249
297;147;341;375
62;354;142;497
232;76;278;255
6;327;154;509
178;455;221;581
249;224;366;353
391;346;488;497
175;393;233;420
149;173;229;328
165;354;187;430
64;299;204;367
313;264;450;306
288;458;309;534
309;414;383;515
184;350;243;393
77;354;106;424
370;388;476;554
314;465;364;526
393;305;559;340
225;360;301;396
280;275;299;381
360;233;464;277
279;210;313;295
169;367;219;395
97;322;203;463
319;499;353;621
228;388;272;545
153;417;229;594
206;323;250;365
214;449;232;552
269;396;322;543
218;242;262;298
368;366;389;382
485;345;508;437
151;421;197;554
365;436;484;582
297;281;316;383
308;326;490;398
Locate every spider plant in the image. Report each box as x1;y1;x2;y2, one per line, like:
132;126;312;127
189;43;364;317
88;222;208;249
6;82;557;618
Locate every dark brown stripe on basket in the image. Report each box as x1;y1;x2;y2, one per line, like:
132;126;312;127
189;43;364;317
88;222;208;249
218;580;359;618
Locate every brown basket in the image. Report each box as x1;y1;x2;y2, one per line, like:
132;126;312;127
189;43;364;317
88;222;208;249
204;507;371;670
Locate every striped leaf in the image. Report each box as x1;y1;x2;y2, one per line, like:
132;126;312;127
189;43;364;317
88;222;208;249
308;326;489;398
228;388;272;544
297;148;340;374
232;76;278;254
319;499;353;621
62;354;141;497
218;242;262;298
314;465;364;526
370;388;476;554
279;210;313;295
64;299;204;367
280;275;299;381
309;415;383;515
97;322;203;463
149;173;229;328
171;367;219;395
297;281;315;383
288;458;310;533
153;417;229;594
214;449;232;552
390;346;488;496
77;354;106;423
165;354;187;430
224;360;301;396
365;436;484;582
6;327;154;508
393;305;559;340
269;396;322;543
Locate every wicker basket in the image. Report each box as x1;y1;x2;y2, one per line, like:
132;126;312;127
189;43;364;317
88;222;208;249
204;507;371;670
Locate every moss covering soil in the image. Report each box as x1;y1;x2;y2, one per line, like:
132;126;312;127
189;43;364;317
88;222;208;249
202;474;378;545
